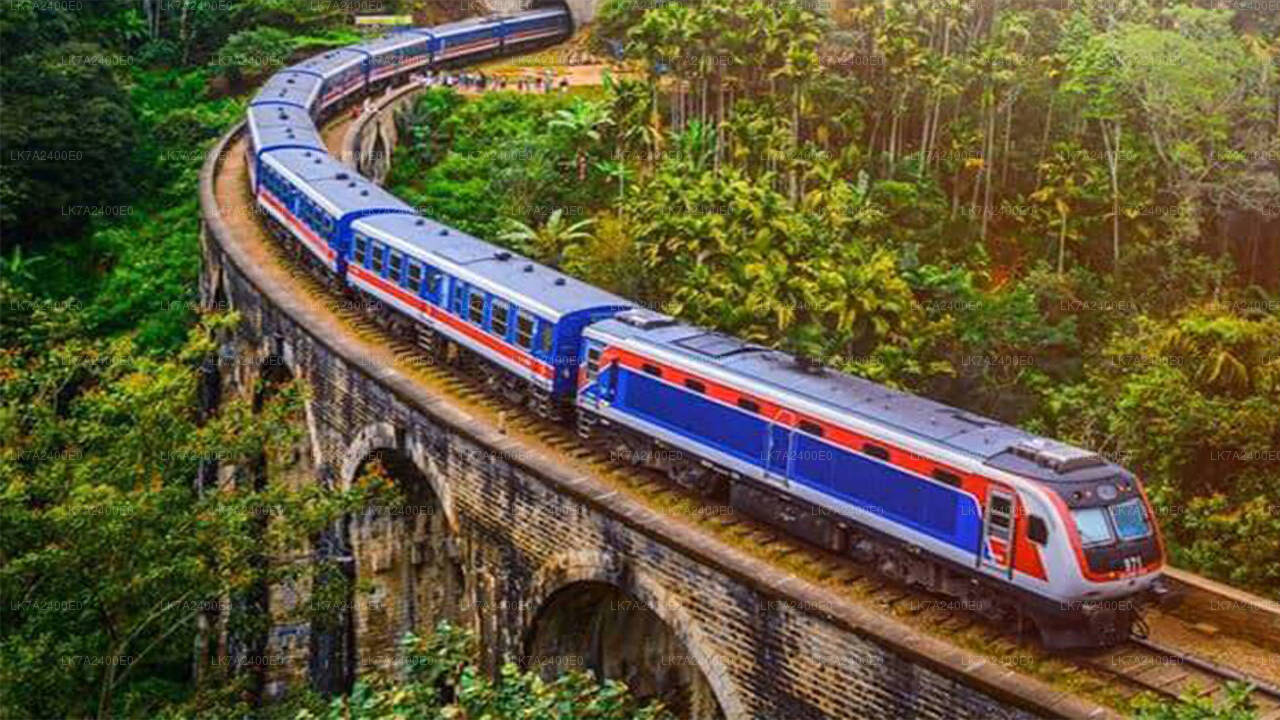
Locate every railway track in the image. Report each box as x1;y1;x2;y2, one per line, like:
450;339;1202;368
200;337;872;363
215;97;1280;716
1083;637;1280;718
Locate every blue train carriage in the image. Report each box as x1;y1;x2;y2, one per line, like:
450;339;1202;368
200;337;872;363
256;148;414;276
576;309;1164;648
355;31;434;88
245;105;324;189
301;47;369;113
432;17;505;64
346;212;632;415
500;7;573;50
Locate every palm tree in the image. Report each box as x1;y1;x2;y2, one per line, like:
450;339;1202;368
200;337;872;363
498;210;596;268
1031;143;1093;276
594;160;634;202
1;246;46;283
604;75;657;174
773;40;820;204
549;100;613;183
627;11;673;161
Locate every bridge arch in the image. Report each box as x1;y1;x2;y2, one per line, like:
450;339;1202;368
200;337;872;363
522;551;738;720
338;422;458;533
340;428;465;675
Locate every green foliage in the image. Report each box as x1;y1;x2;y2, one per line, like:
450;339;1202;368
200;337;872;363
16;64;245;353
386;89;611;240
1040;302;1280;594
214;27;296;84
499;209;597;268
295;622;673;720
0;281;376;717
1133;682;1258;720
623;159;926;374
0;37;137;239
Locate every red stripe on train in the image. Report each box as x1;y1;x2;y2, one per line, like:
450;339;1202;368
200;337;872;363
347;264;555;380
259;188;335;262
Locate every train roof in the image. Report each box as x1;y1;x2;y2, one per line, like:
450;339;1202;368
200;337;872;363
252;124;325;155
353;32;431;56
290;47;366;78
587;311;1124;485
505;7;568;22
247;105;324;152
432;17;502;36
352;213;634;321
251;71;322;109
265;148;345;182
265;149;413;218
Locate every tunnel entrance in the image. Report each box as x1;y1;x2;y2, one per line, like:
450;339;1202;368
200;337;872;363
348;448;464;674
525;582;724;720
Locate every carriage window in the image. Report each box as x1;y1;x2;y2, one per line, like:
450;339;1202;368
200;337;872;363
425;268;442;297
933;469;961;487
491;301;509;337
452;285;466;314
642;363;662;377
737;398;760;413
389;252;403;279
862;443;889;461
468;291;485;325
540;324;553;355
515;314;535;349
798;420;824;437
988;495;1014;536
353;236;367;265
684;379;706;393
370;245;384;273
407;262;422;289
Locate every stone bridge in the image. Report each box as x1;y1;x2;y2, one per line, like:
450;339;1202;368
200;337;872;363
196;63;1114;720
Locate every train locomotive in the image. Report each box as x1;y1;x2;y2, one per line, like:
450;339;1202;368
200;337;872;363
242;6;1167;650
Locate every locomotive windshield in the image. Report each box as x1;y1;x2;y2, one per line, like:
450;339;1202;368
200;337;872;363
1072;507;1114;546
1072;499;1152;546
1110;498;1152;540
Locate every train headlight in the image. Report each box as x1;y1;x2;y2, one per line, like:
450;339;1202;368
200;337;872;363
1097;484;1118;501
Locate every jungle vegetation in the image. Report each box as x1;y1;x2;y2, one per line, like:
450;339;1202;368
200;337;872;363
389;0;1280;604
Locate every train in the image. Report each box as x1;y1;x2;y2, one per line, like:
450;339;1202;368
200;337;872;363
243;5;1168;650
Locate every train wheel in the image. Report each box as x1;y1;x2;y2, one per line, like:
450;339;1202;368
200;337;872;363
668;456;712;495
532;389;561;422
416;326;444;365
608;431;645;467
576;410;597;441
499;376;526;406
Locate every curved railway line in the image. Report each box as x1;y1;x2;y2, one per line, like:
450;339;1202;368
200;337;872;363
209;66;1280;717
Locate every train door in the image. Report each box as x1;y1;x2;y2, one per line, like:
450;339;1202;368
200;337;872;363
764;410;795;487
980;489;1017;577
